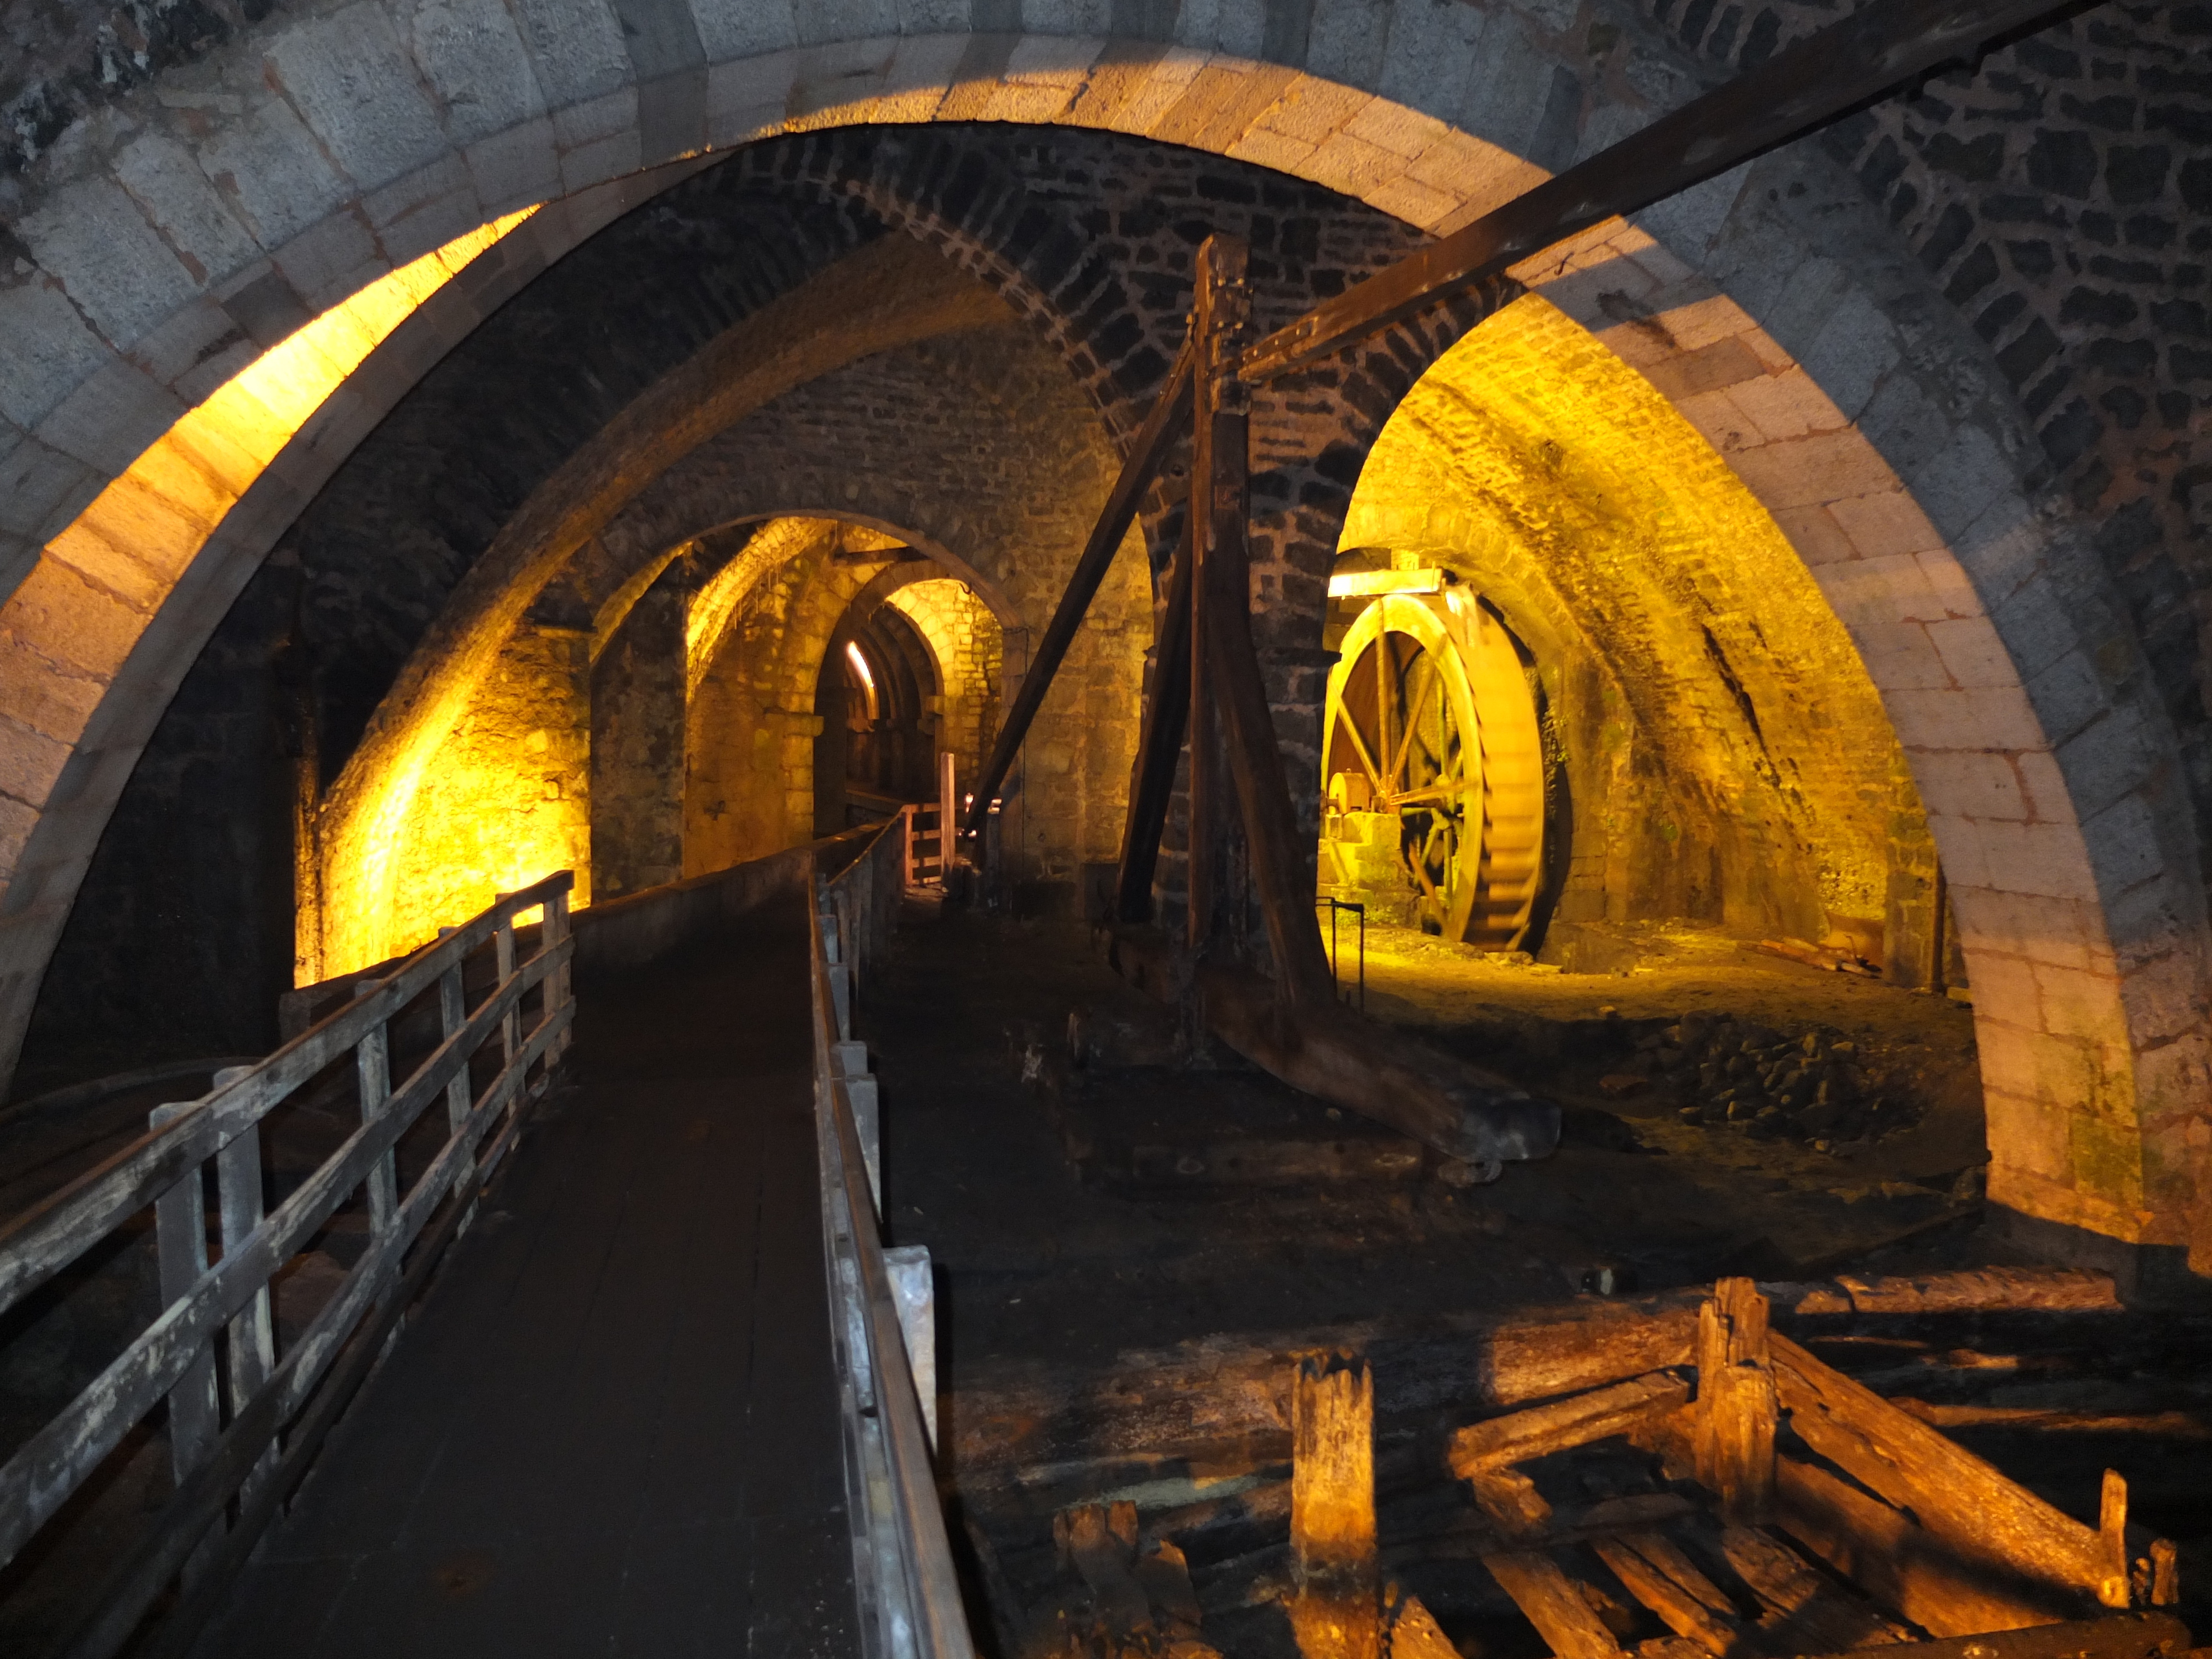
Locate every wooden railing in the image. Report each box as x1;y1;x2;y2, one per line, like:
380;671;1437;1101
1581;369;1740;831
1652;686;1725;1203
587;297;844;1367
0;872;576;1659
808;823;974;1659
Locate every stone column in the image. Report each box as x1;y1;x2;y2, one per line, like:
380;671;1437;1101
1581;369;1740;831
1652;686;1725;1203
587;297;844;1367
591;558;690;900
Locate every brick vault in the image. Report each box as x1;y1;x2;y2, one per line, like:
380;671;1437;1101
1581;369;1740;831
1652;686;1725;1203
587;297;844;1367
1;1;2209;1281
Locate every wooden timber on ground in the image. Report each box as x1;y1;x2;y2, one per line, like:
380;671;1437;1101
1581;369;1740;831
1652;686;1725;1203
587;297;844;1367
1447;1282;2181;1659
1099;928;1560;1170
1449;1370;1693;1478
945;1267;2128;1487
1695;1276;1778;1526
974;1272;2187;1659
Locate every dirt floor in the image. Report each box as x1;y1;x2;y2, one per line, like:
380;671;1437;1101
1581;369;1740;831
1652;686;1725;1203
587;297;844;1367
866;897;2212;1658
873;902;1990;1374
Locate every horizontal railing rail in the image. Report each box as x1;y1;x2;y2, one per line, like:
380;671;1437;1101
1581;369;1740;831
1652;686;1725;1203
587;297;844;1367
0;871;576;1659
808;821;974;1659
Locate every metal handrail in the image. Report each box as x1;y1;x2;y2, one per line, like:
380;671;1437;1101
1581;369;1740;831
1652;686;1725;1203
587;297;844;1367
808;822;975;1659
0;872;576;1659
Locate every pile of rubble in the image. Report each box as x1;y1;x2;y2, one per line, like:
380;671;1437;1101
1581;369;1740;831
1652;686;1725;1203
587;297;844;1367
1610;1013;1925;1150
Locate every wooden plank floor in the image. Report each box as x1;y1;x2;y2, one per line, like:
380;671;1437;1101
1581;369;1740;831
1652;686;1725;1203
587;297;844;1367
190;893;858;1659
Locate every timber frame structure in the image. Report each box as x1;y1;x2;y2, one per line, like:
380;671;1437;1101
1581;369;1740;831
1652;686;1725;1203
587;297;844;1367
993;1276;2188;1659
956;0;2106;1181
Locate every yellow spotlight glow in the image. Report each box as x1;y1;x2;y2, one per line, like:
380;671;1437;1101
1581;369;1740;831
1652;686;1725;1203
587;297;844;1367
844;639;878;722
45;209;538;606
1326;567;1446;598
26;207;541;989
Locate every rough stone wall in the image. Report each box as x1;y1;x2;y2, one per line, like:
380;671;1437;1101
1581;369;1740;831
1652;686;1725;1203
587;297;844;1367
15;547;293;1088
377;620;588;956
0;0;268;189
886;577;1003;812
1339;291;1907;952
1641;0;2212;868
589;558;686;900
596;313;1171;895
0;0;2199;1259
686;522;864;873
272;188;876;780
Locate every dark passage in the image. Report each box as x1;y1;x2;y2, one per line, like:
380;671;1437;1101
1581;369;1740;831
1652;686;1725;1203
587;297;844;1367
189;895;855;1659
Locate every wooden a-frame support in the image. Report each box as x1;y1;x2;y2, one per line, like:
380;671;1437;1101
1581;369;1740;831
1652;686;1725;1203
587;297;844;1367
952;0;2098;1169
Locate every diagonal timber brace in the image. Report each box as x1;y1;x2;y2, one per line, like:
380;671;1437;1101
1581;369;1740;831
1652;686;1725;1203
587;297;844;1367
1101;234;1559;1173
1113;521;1193;925
963;0;2092;824
962;342;1194;842
1239;0;2100;380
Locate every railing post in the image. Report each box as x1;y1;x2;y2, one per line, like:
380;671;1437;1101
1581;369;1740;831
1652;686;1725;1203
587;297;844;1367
494;901;520;1074
149;1100;223;1585
544;884;573;1064
438;959;477;1190
818;884;853;1041
353;983;398;1259
209;1065;276;1502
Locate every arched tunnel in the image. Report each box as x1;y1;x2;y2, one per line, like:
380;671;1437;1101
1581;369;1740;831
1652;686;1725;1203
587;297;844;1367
1;1;2210;1653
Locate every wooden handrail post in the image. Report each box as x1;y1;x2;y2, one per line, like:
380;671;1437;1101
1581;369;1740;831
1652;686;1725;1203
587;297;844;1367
352;984;397;1253
438;961;477;1187
149;1101;223;1586
0;869;578;1650
494;905;520;1074
210;1066;275;1504
937;754;958;876
544;885;572;1064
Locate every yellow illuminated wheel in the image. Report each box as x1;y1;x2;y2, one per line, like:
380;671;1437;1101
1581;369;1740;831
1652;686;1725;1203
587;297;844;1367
1321;591;1545;949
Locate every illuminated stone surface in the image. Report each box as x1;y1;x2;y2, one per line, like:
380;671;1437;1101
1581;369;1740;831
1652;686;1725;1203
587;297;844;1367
0;9;2205;1271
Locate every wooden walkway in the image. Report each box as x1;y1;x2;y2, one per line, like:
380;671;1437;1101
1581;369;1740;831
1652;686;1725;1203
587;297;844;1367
189;893;858;1659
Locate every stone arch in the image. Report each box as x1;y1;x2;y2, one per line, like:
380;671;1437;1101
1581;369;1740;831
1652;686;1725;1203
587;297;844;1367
0;15;2200;1267
1340;290;1909;955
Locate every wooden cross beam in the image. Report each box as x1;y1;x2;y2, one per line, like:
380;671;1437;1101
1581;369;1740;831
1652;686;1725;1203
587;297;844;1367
1240;0;2090;380
966;0;2083;863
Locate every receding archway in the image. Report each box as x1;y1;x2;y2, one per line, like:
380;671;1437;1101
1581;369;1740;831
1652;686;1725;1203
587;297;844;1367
0;26;2198;1267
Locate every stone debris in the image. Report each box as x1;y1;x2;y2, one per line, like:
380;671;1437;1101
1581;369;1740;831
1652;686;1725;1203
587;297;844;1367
1635;1013;1924;1148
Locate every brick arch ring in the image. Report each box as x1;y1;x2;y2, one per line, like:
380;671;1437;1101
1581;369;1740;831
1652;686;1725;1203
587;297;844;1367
1;23;2204;1264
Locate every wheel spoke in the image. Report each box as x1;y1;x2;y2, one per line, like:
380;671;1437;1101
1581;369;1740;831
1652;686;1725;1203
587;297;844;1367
1374;633;1393;787
1387;653;1434;791
1333;705;1385;795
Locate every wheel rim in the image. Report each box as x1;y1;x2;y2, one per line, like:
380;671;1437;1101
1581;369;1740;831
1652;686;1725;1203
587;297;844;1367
1321;589;1545;949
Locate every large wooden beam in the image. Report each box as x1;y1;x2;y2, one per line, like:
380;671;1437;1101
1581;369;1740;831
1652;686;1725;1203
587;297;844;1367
1288;1356;1381;1659
963;341;1193;838
1190;238;1338;1001
1772;1330;2122;1604
1186;236;1245;954
1775;1454;2088;1636
1448;1370;1691;1479
1192;958;1558;1168
1694;1277;1777;1526
1240;0;2090;381
1112;522;1194;924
